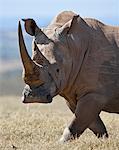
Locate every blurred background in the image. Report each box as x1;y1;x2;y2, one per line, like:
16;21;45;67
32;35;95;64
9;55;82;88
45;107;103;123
0;0;119;96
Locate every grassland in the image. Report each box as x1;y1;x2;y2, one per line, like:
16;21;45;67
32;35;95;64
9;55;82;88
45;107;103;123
0;96;119;150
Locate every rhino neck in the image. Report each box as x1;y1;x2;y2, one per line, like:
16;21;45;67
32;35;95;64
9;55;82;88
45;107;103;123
59;31;91;96
58;18;119;99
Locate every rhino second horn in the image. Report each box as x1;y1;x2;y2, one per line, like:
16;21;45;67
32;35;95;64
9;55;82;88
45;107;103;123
34;42;50;65
18;21;35;73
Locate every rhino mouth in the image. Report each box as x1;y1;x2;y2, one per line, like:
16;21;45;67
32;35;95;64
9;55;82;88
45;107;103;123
22;94;52;104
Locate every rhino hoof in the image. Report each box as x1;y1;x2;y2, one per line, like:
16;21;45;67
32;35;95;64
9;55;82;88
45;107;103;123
59;137;67;144
59;127;72;143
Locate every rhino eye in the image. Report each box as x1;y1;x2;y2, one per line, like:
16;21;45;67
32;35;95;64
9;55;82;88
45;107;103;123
56;69;59;73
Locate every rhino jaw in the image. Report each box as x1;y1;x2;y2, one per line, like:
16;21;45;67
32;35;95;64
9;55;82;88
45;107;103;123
22;94;52;104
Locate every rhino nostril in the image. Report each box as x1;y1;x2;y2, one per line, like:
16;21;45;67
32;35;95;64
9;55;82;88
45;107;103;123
47;94;52;102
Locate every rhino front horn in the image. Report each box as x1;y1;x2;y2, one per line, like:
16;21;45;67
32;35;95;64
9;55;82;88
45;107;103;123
18;21;35;73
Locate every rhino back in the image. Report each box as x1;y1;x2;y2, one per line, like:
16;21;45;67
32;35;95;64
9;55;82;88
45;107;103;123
84;18;119;47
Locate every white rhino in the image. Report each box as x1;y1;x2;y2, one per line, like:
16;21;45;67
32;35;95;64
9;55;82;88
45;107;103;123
18;11;119;142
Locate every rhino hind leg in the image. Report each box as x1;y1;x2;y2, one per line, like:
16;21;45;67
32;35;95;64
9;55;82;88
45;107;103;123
60;93;105;143
89;116;108;138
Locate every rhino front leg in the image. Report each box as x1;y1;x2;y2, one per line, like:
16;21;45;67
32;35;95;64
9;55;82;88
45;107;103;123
60;93;104;143
89;115;108;138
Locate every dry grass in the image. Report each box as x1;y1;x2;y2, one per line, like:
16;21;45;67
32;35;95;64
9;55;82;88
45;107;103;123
0;96;119;150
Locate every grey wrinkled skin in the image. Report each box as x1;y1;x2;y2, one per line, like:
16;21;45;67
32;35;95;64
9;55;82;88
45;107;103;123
21;67;57;103
18;11;119;143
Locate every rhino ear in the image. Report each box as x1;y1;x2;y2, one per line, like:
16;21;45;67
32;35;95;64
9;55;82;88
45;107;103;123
67;15;80;34
59;15;80;35
22;19;38;36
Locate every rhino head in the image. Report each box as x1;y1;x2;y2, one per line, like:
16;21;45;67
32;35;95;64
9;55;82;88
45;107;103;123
18;19;61;103
18;15;84;104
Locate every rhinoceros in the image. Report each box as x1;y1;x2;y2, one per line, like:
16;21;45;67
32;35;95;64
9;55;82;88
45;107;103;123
18;11;119;142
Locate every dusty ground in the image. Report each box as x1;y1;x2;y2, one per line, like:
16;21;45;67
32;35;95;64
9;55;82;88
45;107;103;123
0;96;119;150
